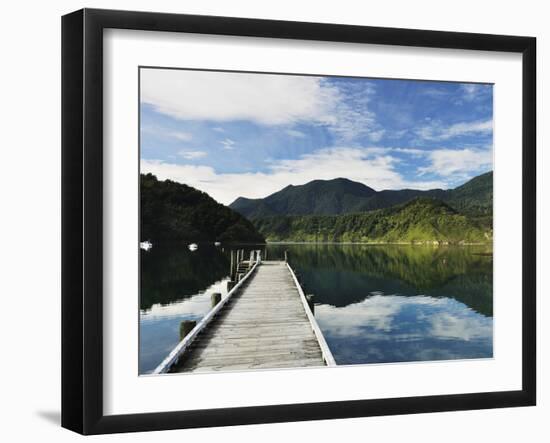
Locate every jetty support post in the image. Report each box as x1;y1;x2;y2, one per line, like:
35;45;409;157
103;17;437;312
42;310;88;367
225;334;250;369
179;320;197;340
249;250;254;268
306;294;315;314
284;250;288;263
211;292;222;308
230;249;235;280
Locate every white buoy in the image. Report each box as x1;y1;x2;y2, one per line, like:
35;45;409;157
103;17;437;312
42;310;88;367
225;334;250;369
140;240;153;251
188;243;198;251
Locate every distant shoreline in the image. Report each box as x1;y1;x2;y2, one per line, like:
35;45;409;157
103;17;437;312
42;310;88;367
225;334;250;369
264;241;492;246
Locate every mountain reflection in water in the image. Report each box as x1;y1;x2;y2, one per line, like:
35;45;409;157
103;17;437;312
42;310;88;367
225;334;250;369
139;243;492;373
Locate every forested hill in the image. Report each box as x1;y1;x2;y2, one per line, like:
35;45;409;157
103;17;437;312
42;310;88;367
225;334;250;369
230;171;493;219
253;198;491;244
445;171;493;216
140;173;265;243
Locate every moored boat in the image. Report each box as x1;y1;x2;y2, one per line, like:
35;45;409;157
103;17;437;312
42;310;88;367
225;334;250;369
140;240;153;251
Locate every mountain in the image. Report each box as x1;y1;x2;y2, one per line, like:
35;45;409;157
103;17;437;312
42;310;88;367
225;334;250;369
140;173;265;243
229;172;493;219
253;198;491;244
231;178;378;218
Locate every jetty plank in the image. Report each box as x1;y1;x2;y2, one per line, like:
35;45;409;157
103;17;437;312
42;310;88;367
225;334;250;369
168;261;333;373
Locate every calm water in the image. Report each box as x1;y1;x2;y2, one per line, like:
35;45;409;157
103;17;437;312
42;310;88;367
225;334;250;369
140;243;493;374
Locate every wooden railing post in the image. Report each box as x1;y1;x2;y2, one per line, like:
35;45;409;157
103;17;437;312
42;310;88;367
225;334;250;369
284;250;288;262
211;292;222;307
179;320;197;340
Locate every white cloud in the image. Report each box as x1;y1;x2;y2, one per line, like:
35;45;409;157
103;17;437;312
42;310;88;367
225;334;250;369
416;119;492;141
420;84;491;104
386;129;408;140
168;131;193;142
418;148;493;178
420;87;451;98
141;125;193;142
178;150;207;160
220;138;236;150
141;69;338;125
141;146;447;204
141;69;379;142
212;127;225;133
368;129;386;142
285;129;306;138
459;83;491;102
392;147;428;157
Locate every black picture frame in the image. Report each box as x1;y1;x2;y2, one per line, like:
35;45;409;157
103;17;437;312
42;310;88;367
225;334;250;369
62;8;536;435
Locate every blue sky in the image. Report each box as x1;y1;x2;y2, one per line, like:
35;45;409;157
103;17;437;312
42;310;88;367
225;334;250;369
140;68;493;205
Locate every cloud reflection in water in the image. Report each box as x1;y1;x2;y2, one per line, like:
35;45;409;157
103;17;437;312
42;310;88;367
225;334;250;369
315;294;493;365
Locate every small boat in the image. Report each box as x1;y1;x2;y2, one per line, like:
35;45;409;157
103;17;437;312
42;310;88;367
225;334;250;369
188;243;198;251
140;240;153;251
214;241;221;246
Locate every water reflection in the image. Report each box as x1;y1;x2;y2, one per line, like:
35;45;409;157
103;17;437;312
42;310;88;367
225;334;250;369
140;279;229;374
139;243;493;373
140;243;230;311
139;244;232;373
315;294;492;365
268;244;493;316
273;244;493;365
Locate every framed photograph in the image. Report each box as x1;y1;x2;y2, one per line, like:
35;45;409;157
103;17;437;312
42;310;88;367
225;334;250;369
62;8;536;434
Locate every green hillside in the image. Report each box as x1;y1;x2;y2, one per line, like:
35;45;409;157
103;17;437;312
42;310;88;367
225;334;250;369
446;171;493;216
140;173;265;243
230;172;493;219
253;198;491;244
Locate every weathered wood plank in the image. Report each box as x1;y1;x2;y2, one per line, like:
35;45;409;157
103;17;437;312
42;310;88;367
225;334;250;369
181;359;324;373
180;354;325;371
167;261;333;373
185;349;323;363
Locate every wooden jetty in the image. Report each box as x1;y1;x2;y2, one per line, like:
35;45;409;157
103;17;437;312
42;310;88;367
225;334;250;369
153;251;335;374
